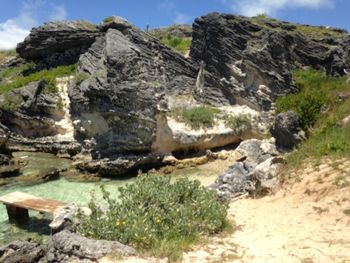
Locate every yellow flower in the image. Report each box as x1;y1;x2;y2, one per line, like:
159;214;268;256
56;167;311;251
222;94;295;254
156;218;161;224
116;220;120;226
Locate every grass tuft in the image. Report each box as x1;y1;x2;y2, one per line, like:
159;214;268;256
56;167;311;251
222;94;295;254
160;35;192;55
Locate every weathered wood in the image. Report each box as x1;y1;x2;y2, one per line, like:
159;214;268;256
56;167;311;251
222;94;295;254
0;192;67;223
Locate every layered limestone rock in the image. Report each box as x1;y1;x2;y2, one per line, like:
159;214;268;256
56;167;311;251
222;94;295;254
1;14;348;176
190;13;350;111
16;20;101;68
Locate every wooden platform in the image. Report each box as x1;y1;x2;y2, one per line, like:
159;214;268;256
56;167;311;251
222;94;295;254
0;191;66;222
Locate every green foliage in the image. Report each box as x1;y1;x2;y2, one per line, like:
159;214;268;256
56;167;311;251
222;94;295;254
277;70;332;129
0;64;76;94
161;35;192;55
182;106;220;129
76;173;229;261
224;114;252;135
281;69;350;169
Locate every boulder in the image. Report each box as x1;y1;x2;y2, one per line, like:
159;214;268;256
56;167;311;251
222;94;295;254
270;111;306;151
236;138;279;162
210;161;256;200
252;157;285;194
45;230;136;262
212;138;283;200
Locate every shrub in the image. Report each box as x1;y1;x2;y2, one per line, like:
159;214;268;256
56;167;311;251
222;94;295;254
276;70;334;129
182;106;220;129
224;114;252;135
76;173;229;261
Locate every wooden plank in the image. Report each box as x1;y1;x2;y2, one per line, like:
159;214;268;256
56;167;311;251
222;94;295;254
0;191;66;214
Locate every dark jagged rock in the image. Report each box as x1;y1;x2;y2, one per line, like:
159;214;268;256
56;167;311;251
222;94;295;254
0;240;46;263
16;20;101;68
270;111;306;151
45;230;136;262
190;13;350;111
75;153;163;177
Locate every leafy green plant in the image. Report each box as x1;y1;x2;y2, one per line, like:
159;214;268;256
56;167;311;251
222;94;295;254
224;114;252;135
76;173;229;261
277;70;334;129
182;106;220;129
0;64;76;94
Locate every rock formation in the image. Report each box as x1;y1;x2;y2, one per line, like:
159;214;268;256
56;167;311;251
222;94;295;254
270;111;306;151
210;138;284;200
0;14;348;176
190;13;350;111
16;20;101;69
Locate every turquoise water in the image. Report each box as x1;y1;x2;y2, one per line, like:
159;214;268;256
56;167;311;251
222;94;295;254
0;152;218;245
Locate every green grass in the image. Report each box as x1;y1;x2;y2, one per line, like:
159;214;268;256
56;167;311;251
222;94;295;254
76;173;230;262
278;69;350;169
160;35;192;55
0;64;77;94
181;106;220;130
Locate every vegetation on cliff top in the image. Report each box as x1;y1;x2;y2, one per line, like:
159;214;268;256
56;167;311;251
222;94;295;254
0;64;77;94
277;69;350;167
251;14;346;40
76;173;230;261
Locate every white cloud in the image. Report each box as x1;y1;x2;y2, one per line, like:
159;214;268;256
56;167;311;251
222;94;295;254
0;0;68;50
223;0;334;16
158;0;176;12
173;13;190;24
0;20;30;50
50;5;67;21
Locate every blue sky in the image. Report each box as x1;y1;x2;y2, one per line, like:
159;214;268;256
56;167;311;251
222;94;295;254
0;0;349;49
